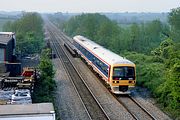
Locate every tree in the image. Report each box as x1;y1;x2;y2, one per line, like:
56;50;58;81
39;49;54;78
169;7;180;31
169;7;180;42
32;49;55;103
151;38;174;58
129;23;141;51
3;12;44;55
157;61;180;110
62;12;180;118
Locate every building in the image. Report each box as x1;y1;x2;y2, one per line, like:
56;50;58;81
0;32;16;63
0;103;55;120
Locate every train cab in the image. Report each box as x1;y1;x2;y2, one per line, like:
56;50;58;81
110;64;136;94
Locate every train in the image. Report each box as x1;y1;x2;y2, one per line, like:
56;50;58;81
73;35;136;94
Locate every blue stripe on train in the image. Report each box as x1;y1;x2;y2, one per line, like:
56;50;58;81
74;41;109;77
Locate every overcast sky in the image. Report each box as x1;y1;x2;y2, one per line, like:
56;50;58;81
0;0;179;13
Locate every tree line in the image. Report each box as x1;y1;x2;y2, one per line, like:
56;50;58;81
62;8;180;119
3;12;44;56
64;13;170;54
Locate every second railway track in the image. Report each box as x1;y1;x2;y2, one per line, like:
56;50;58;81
44;19;159;120
47;25;110;120
116;95;157;120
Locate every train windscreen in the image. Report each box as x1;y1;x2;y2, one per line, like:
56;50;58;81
113;67;135;80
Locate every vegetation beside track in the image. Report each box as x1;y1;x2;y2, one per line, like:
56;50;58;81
3;13;59;119
3;12;44;56
32;49;56;103
62;7;180;119
2;13;56;102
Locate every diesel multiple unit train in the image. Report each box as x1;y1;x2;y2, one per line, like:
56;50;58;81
73;35;136;94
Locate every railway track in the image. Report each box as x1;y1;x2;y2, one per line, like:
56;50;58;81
51;31;157;120
45;22;110;120
116;95;157;120
44;19;159;120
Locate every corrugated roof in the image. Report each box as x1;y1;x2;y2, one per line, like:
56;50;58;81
0;32;14;45
0;103;54;116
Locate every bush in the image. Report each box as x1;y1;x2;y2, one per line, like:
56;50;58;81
32;49;55;103
124;52;164;92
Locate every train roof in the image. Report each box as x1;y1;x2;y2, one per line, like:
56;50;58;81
73;35;135;66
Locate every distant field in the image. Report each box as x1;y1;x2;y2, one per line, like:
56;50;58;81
0;18;15;31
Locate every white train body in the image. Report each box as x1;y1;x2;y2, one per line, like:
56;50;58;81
73;35;136;94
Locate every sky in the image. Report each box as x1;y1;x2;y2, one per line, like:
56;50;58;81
0;0;179;13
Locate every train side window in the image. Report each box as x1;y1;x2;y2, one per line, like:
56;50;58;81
88;52;93;60
96;60;99;65
82;48;85;53
99;62;103;69
102;65;107;71
86;51;89;57
126;67;134;77
92;57;96;62
102;64;108;75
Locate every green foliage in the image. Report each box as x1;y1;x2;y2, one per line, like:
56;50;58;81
125;38;180;118
123;52;164;92
64;13;166;54
64;13;111;40
32;49;55;103
3;12;44;55
151;38;174;58
39;49;55;78
155;40;180;114
169;7;180;31
62;8;180;119
169;7;180;42
156;61;180;118
125;41;180;118
157;63;180;108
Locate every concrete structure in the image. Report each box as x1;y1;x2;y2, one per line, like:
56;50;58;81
0;103;55;120
0;32;16;63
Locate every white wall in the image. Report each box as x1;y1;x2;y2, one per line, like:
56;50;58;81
0;115;55;120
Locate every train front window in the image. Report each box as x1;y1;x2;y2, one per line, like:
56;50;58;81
113;67;135;80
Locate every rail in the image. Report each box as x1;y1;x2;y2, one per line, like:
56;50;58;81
46;24;110;120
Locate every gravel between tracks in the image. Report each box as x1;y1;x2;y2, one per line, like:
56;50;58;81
45;19;171;120
64;43;172;120
52;46;91;120
117;96;153;120
131;88;171;120
68;56;134;120
53;32;171;120
48;24;133;120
